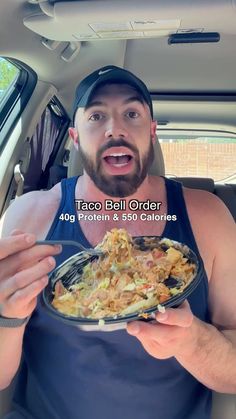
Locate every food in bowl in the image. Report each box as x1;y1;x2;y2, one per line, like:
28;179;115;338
51;229;197;319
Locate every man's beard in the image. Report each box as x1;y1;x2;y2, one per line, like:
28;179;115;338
79;138;154;197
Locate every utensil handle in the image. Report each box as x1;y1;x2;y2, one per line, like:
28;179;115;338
36;240;83;249
36;240;61;245
36;240;103;256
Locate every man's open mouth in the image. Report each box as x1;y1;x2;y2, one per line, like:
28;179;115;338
102;147;134;168
103;153;133;167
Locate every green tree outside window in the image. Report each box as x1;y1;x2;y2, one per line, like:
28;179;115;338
0;57;19;101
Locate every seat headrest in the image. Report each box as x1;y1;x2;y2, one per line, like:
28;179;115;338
67;135;165;178
174;177;215;193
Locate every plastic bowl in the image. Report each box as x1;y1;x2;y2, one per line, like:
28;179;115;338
42;236;203;328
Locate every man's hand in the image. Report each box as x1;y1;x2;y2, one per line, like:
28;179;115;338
0;230;61;319
126;300;197;359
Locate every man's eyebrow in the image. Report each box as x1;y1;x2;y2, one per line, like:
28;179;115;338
84;96;145;112
84;101;105;111
122;96;145;106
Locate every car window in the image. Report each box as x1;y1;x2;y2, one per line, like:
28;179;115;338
0;57;37;153
0;58;20;104
158;131;236;182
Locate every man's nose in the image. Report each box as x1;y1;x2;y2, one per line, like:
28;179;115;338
104;117;128;139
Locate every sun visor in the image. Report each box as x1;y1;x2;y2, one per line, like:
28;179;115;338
23;0;236;42
24;0;185;41
24;0;182;41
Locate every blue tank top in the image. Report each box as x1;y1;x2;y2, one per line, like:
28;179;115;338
11;176;212;419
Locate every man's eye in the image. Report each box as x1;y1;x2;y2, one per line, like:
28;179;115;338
126;111;139;119
89;113;103;121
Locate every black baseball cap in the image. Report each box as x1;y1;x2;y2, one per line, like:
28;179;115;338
72;65;153;124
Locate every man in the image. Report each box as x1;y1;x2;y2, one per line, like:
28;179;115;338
0;65;236;419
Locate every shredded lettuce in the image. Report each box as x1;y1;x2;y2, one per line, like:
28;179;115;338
97;277;110;289
110;261;131;272
170;287;181;296
146;291;155;299
83;264;91;273
89;299;102;310
123;283;136;291
134;277;146;285
71;282;87;291
120;296;158;316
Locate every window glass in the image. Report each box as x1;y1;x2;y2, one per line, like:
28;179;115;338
0;57;20;104
158;132;236;181
0;57;36;153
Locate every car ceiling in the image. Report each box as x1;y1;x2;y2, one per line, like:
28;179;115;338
1;0;236;123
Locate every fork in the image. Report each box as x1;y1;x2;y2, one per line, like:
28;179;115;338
36;240;104;257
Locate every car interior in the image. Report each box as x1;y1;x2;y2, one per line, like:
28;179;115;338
0;0;236;418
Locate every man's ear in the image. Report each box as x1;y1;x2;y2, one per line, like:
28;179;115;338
69;127;80;151
150;120;157;144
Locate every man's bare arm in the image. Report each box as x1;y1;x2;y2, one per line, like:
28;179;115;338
177;194;236;392
0;194;61;389
127;193;236;393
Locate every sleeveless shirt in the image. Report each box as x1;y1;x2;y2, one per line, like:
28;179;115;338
10;176;212;419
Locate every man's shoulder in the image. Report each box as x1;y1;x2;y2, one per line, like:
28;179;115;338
184;186;225;210
183;186;234;226
1;183;62;237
